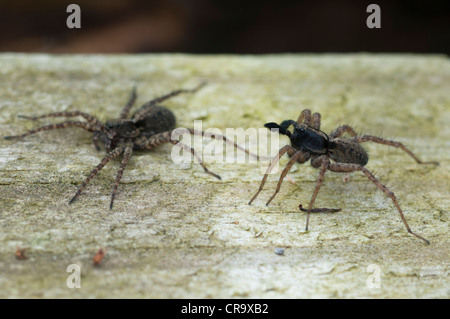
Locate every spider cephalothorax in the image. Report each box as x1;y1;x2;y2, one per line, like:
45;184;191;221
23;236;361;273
4;82;257;209
98;105;176;152
250;109;438;244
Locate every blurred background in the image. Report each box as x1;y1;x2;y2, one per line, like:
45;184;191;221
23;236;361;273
0;0;449;54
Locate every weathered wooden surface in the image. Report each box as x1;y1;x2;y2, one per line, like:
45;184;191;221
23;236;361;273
0;54;448;298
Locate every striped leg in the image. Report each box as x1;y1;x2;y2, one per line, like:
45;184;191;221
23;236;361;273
249;145;296;205
304;156;329;231
329;125;438;166
265;149;310;206
69;146;124;205
119;86;137;119
352;135;439;165
4;121;98;140
92;131;101;151
182;128;262;161
134;131;221;179
311;112;321;130
329;125;358;138
109;144;133;209
18;111;102;126
171;140;221;180
328;161;430;244
297;109;312;125
133;82;206;122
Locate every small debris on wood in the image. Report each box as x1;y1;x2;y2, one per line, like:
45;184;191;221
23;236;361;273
15;246;28;260
93;248;106;266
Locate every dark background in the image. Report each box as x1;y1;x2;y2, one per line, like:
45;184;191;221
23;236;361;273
0;0;449;54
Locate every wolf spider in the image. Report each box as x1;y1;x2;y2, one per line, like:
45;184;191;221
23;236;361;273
249;109;438;244
5;82;256;209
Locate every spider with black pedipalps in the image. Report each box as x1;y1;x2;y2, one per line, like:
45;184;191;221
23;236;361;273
249;109;439;244
4;82;257;209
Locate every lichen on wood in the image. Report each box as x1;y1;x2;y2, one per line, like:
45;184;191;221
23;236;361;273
0;53;448;298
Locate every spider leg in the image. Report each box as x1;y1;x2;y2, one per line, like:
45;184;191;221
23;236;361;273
109;144;133;209
14;111;105;151
296;109;312;125
184;128;262;161
119;86;137;119
18;111;102;126
134;130;222;179
305;155;330;231
171;140;221;180
92;131;101;151
352;135;439;165
134;126;262;180
133;82;206;122
4;121;98;140
265;149;310;206
69;146;124;205
327;162;430;244
133;131;172;149
249;145;296;205
329;125;358;139
311;112;321;130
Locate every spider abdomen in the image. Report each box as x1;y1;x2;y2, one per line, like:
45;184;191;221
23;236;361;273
328;138;369;166
133;105;176;137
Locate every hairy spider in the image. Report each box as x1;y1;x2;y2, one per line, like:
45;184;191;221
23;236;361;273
249;109;439;244
4;82;256;209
